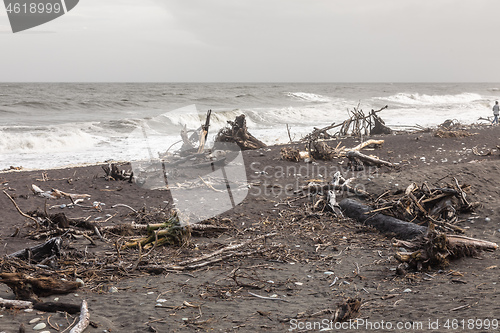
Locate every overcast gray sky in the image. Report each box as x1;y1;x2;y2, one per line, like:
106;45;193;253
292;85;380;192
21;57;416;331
1;0;499;82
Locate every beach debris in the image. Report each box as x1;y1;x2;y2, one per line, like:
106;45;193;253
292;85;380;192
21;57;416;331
31;184;91;200
339;198;427;240
370;179;479;233
8;237;62;262
32;301;81;314
331;298;362;324
301;138;386;164
102;163;133;182
434;129;476;138
138;232;278;272
0;273;82;300
280;147;301;162
0;297;33;309
68;300;90;333
300;122;337;142
394;226;498;270
3;190;40;228
215;114;267;150
336;105;391;137
346;150;393;169
123;210;191;249
434;119;477;138
247;291;288;302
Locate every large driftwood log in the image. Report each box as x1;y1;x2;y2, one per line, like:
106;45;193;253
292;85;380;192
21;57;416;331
339;198;427;239
446;235;498;251
216;114;266;150
349;139;385;152
0;273;82;300
0;297;32;309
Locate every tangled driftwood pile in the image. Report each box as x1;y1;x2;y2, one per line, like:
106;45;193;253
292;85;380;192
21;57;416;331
215;114;266;150
433;119;477;138
336;178;498;271
281;138;393;172
370;179;479;233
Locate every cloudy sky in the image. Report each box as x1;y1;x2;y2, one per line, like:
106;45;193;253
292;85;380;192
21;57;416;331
1;0;499;82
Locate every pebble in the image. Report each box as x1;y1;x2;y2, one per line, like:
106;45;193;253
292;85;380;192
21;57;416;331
485;217;491;222
295;282;303;286
324;271;334;275
156;299;167;303
403;288;412;293
29;318;41;324
109;286;118;293
75;278;85;286
53;297;59;302
24;308;33;312
33;323;47;330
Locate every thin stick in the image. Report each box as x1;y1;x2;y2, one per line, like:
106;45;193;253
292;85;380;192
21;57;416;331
248;292;289;302
111;203;138;213
3;190;39;228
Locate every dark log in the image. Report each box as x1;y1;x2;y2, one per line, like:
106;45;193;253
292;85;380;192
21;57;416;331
370;109;392;135
33;301;82;314
102;163;132;181
8;237;62;263
339;198;427;239
0;273;81;300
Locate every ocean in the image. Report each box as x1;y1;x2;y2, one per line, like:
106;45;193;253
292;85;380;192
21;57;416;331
1;82;499;170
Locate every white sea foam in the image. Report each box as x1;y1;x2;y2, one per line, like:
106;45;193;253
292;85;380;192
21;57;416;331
286;92;332;103
377;92;482;106
0;126;99;154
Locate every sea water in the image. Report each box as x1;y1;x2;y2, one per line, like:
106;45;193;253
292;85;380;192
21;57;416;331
0;82;499;170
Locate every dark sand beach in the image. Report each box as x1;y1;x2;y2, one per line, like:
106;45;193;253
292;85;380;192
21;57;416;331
1;125;499;332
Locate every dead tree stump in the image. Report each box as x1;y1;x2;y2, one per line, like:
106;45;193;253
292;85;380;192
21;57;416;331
216;114;266;150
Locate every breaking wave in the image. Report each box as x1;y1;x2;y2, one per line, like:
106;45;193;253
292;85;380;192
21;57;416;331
377;92;482;105
286;92;332;103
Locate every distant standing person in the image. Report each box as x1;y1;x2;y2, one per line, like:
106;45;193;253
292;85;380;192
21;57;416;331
493;101;499;125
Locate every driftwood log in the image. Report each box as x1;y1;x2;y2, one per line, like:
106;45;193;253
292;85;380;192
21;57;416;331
339;198;427;239
0;297;33;309
0;273;82;300
216;114;266;150
346;150;393;168
102;163;133;182
69;300;90;333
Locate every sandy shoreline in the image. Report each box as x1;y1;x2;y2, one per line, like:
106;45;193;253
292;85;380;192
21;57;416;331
1;125;500;332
